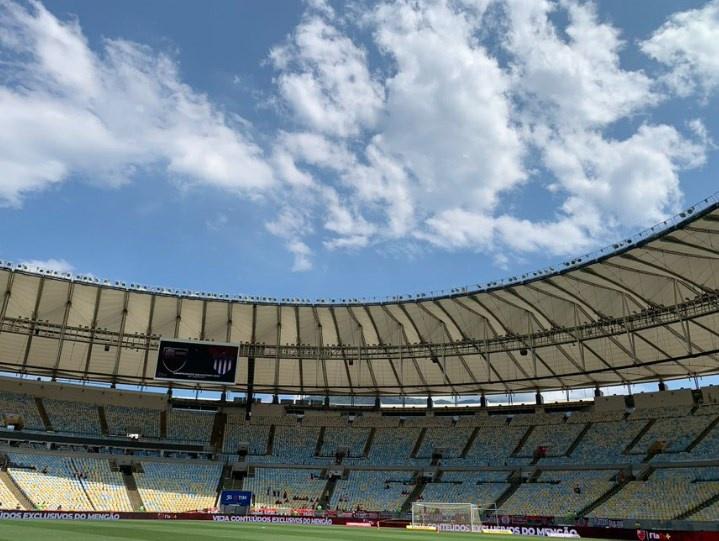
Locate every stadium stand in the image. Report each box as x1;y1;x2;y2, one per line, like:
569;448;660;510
3;383;719;524
319;426;370;458
500;471;614;518
72;457;133;511
134;462;221;512
245;468;325;510
222;416;270;455
0;392;45;431
166;408;214;444
7;453;92;510
262;426;320;464
43;399;101;435
421;471;509;508
360;427;420;466
330;470;415;512
589;467;719;520
105;406;161;439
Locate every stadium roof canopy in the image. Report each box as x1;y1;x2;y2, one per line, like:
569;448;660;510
1;194;719;397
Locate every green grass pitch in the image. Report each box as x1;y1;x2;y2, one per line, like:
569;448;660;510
0;520;595;541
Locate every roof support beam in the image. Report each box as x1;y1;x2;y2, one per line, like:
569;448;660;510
140;294;156;384
362;306;402;394
329;307;354;394
111;291;130;384
311;306;330;396
382;305;430;394
295;306;304;396
82;287;103;380
421;302;481;391
274;305;281;391
346;307;378;393
21;276;45;372
52;282;74;380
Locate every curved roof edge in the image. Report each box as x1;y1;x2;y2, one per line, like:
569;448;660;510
2;191;718;307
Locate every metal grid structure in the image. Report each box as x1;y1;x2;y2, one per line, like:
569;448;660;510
1;198;719;397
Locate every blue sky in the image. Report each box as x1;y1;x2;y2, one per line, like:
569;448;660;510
1;0;718;301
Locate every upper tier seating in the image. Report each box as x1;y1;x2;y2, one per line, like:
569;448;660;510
105;406;160;439
563;419;648;464
417;427;472;459
222;417;270;455
0;392;44;431
361;427;420;466
631;414;714;454
319;427;370;458
518;422;584;457
44;399;101;435
262;426;320;464
446;425;528;466
166;409;214;444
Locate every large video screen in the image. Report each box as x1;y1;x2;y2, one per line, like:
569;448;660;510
155;339;238;384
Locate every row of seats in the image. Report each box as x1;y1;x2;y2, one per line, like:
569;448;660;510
134;462;221;512
330;470;415;512
244;468;325;509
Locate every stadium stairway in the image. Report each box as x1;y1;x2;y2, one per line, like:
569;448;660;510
121;468;145;512
70;458;96;510
685;415;719;452
623;419;656;454
98;406;109;436
318;472;338;509
410;429;427;459
511;425;535;457
315;427;326;457
266;426;276;455
400;472;428;514
460;427;480;458
34;398;52;431
565;422;592;457
675;490;719;520
574;473;633;519
0;470;33;510
494;477;522;511
362;428;376;457
159;411;167;439
210;411;227;451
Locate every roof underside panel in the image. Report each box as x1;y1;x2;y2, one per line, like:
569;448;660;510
1;204;719;394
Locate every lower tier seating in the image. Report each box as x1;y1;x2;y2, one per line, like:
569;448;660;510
134;462;221;512
244;468;325;510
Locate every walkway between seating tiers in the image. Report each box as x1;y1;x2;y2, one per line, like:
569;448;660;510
0;469;34;510
122;470;145;512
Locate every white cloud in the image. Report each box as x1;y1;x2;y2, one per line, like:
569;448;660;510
371;0;525;212
269;10;384;137
0;0;713;274
0;0;274;206
19;258;74;274
641;0;719;97
287;240;313;272
265;0;710;266
505;0;657;129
